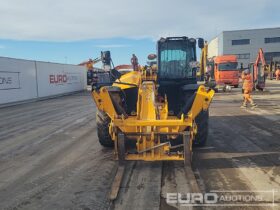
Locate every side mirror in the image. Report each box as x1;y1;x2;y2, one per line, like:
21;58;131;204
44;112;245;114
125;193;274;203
198;38;204;49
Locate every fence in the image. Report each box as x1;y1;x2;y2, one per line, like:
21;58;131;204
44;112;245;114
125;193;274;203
0;57;87;105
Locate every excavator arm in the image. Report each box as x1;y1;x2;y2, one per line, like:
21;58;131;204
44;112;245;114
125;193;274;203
253;48;266;90
199;43;208;78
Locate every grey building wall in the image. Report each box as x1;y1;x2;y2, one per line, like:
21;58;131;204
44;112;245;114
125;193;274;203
208;27;280;67
217;32;224;56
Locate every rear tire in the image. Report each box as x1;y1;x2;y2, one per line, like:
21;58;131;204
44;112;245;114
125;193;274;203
96;110;114;148
193;110;209;147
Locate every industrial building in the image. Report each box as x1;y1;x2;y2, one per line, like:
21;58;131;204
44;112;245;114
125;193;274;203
208;27;280;67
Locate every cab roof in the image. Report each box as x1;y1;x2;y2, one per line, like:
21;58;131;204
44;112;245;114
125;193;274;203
214;55;237;63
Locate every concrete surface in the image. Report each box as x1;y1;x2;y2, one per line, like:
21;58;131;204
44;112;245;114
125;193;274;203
0;80;279;210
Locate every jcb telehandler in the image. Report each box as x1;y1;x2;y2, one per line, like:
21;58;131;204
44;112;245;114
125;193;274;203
91;37;214;165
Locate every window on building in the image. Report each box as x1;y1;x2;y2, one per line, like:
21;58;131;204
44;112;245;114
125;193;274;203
232;39;250;45
234;53;250;59
264;52;280;63
264;37;280;43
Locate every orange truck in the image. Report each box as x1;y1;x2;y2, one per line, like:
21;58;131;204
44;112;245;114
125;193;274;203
213;55;239;88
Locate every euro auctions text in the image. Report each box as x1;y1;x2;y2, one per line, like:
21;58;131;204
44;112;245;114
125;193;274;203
166;190;277;207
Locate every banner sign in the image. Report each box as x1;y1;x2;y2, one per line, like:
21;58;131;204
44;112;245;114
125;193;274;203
0;71;20;90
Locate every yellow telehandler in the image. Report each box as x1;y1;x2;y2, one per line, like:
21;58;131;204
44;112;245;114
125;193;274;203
91;37;215;199
91;36;214;165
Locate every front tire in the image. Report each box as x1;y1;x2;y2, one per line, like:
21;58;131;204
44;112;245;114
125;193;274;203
96;110;114;148
193;110;209;147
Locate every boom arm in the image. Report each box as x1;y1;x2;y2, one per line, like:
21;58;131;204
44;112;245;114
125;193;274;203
199;43;208;77
253;48;266;85
79;57;101;67
255;48;266;66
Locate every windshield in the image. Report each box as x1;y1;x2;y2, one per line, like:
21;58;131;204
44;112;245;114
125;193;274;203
159;41;195;79
218;62;238;71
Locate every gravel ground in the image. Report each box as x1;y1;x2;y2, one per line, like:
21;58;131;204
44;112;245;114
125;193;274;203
0;80;279;210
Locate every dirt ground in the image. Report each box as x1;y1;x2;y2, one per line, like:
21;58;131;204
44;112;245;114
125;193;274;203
0;80;279;210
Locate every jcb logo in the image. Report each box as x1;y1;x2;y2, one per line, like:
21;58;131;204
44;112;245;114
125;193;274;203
49;74;67;84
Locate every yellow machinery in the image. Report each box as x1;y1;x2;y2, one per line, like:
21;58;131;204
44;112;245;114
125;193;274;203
199;41;208;79
91;37;214;164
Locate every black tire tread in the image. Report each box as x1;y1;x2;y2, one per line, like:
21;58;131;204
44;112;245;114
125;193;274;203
193;110;209;147
96;110;114;147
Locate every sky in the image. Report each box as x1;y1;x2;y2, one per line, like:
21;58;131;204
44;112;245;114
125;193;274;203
0;0;279;66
